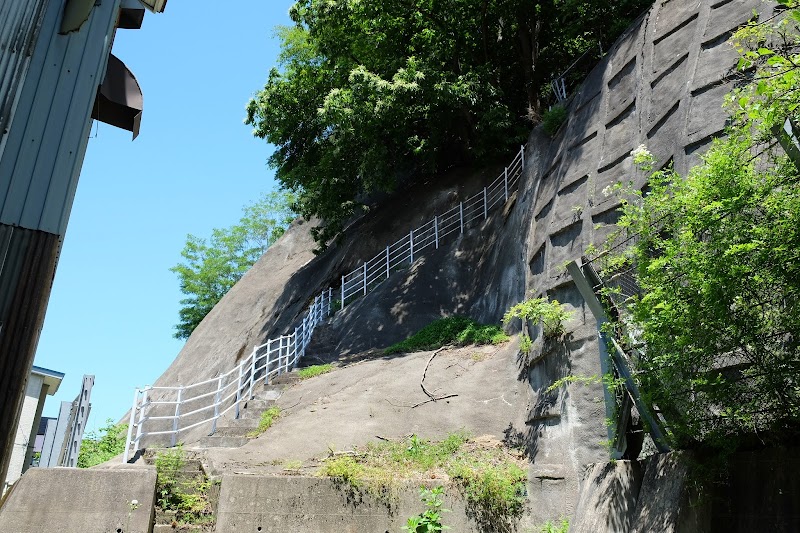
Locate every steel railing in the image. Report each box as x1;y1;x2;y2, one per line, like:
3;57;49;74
123;145;525;462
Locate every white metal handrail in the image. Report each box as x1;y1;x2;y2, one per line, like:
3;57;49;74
122;145;525;462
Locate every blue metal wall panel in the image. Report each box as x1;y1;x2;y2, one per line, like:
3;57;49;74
0;0;120;236
0;0;50;161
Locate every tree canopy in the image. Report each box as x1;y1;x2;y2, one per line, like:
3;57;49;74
603;1;800;448
246;0;650;247
171;191;296;339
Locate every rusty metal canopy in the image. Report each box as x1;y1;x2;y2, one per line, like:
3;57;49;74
91;53;143;140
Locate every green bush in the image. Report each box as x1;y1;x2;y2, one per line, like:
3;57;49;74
385;316;509;354
77;419;127;468
404;486;450;532
542;105;568;136
503;298;572;339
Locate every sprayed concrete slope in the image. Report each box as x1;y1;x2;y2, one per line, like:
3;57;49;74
123;0;777;526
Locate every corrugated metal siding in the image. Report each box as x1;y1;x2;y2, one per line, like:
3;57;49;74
0;223;60;485
0;0;50;160
0;0;121;236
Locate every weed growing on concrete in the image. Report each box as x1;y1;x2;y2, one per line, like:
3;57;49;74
319;432;526;527
385;316;508;354
153;446;215;526
297;364;333;379
246;406;281;438
538;517;569;532
542;105;567;136
403;486;450;532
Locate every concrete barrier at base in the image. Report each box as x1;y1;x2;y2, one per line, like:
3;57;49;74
0;468;157;533
215;475;495;532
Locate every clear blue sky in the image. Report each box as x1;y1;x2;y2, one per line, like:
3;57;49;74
36;0;296;431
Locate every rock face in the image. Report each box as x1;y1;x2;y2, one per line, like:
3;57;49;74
140;0;774;524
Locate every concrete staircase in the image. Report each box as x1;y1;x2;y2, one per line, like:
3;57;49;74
195;373;300;448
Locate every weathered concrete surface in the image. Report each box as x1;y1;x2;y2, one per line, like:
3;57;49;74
202;342;526;475
214;475;488;533
572;448;800;532
0;468;156;533
572;460;643;533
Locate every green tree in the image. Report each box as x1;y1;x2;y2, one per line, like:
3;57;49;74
604;2;800;448
246;0;650;248
171;190;296;339
77;419;127;468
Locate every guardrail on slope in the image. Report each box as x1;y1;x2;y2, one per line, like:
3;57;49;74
123;145;525;462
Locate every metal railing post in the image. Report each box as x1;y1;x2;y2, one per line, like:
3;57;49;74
520;145;525;169
235;363;244;419
385;246;390;279
434;215;439;249
459;202;464;234
171;388;183;447
483;187;488;220
123;389;139;462
363;263;367;295
341;275;345;310
268;338;275;380
248;349;256;399
504;167;508;201
328;288;332;315
211;377;222;434
409;230;414;263
293;327;300;368
134;387;149;449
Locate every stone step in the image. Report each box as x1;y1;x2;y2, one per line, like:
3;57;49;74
196;435;250;448
221;417;261;429
270;372;301;385
213;425;254;438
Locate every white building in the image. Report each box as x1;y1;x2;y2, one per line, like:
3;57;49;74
3;366;63;493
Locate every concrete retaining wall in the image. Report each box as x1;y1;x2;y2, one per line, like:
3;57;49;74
572;449;800;533
214;475;510;533
0;468;156;533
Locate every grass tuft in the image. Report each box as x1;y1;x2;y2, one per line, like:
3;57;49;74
298;363;334;379
318;432;526;522
246;406;280;438
385;316;508;354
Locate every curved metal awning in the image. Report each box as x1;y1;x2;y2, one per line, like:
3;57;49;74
91;53;143;140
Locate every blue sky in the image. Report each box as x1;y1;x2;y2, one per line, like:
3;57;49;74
36;0;296;431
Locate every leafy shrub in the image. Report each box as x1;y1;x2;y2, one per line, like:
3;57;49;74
404;486;450;532
540;517;570;533
504;298;572;339
542;105;568;136
385;316;508;354
77;419;127;468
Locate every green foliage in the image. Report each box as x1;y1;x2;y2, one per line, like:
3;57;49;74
404;486;450;532
319;432;526;524
153;446;215;526
247;407;281;438
77;419;127;468
519;334;533;355
542;105;568;136
384;316;509;354
171;190;296;339
539;517;570;533
504;298;573;339
602;7;800;448
247;0;651;248
297;364;334;379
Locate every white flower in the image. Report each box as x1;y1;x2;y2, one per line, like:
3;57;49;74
131;500;138;506
602;185;614;197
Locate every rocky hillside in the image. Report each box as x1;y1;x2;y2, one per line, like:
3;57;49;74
141;0;773;523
